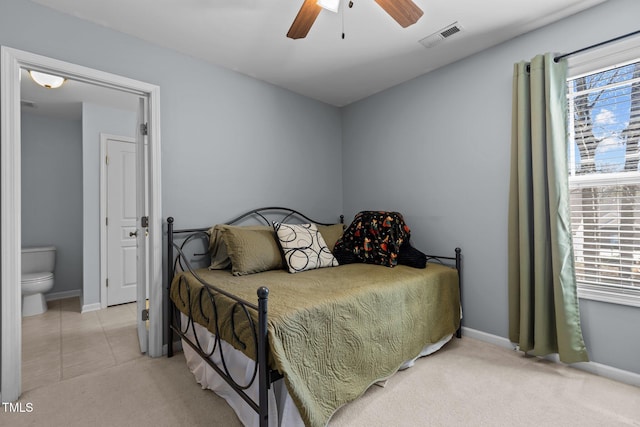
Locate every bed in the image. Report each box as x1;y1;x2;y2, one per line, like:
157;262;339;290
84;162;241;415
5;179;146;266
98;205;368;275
166;207;462;427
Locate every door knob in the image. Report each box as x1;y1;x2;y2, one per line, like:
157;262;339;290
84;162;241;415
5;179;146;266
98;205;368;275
129;230;138;237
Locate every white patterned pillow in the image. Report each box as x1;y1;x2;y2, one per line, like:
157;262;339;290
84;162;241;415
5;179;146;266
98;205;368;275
273;223;339;273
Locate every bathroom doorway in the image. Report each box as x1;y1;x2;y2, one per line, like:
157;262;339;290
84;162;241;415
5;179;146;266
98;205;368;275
1;47;163;402
21;71;140;310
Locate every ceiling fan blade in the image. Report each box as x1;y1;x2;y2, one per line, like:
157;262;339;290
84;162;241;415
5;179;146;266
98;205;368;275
375;0;424;28
287;0;322;39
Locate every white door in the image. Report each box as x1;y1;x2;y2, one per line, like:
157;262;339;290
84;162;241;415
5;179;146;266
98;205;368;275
106;137;138;306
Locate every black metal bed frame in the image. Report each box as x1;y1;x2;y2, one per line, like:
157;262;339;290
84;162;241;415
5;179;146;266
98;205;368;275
166;207;462;427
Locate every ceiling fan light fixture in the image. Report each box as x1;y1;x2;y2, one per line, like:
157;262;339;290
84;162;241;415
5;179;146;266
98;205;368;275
317;0;340;13
28;70;66;89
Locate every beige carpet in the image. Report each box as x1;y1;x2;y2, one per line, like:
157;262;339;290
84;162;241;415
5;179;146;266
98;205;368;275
4;337;639;426
330;337;640;427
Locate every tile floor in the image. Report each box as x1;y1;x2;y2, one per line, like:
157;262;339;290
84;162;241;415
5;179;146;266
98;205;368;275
21;297;143;392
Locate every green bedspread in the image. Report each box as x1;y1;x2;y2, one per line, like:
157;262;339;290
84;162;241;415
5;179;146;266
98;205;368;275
170;262;460;427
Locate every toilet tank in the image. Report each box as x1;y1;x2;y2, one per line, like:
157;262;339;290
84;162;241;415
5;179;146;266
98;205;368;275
21;246;56;274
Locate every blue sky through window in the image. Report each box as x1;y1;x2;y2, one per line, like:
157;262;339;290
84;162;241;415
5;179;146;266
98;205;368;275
571;63;636;173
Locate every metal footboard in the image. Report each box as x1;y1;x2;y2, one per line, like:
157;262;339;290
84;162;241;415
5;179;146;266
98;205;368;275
166;208;341;426
167;217;275;426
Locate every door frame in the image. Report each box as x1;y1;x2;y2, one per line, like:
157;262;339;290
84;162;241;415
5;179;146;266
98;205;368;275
100;133;138;310
1;46;163;402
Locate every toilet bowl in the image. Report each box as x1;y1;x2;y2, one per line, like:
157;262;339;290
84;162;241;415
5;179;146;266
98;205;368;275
21;246;56;317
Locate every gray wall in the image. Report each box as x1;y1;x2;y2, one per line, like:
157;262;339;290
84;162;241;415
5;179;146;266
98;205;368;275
341;0;640;375
81;103;137;307
21;112;83;296
1;0;343;301
0;0;344;222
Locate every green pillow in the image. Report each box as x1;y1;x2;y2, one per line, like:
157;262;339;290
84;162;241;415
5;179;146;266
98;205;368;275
316;223;344;253
208;225;231;270
219;225;283;276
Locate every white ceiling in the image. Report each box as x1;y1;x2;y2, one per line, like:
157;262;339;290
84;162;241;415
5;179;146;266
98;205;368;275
26;0;607;109
20;69;139;120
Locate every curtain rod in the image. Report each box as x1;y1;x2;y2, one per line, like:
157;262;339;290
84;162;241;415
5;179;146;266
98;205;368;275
554;29;640;62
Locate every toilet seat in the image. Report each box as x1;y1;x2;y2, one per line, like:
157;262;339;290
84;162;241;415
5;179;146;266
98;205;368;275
22;271;54;284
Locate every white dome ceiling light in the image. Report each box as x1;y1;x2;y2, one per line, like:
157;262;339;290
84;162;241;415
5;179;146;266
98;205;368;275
28;70;67;89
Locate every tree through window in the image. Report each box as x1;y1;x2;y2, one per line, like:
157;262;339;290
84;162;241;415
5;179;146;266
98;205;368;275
567;59;640;305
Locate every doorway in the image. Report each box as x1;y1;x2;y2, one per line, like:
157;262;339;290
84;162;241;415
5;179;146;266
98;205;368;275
1;46;163;402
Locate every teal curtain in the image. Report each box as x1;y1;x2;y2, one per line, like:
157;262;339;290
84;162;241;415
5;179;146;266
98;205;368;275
508;53;589;364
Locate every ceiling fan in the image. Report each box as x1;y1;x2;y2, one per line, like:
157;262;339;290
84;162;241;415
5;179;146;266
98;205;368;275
287;0;424;39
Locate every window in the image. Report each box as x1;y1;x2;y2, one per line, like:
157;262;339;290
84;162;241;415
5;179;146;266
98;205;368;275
566;45;640;307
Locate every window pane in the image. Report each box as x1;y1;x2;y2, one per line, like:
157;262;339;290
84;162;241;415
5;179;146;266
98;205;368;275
570;184;640;290
567;60;640;304
569;63;640;176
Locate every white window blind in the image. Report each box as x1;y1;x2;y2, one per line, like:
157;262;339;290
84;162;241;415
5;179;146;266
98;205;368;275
567;59;640;307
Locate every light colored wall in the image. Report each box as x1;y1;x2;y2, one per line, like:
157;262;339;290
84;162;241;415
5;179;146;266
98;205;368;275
81;103;137;307
342;0;640;375
0;0;344;222
0;0;343;303
21;112;82;297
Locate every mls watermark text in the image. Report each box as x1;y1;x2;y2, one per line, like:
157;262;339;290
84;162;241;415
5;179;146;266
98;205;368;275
2;402;34;413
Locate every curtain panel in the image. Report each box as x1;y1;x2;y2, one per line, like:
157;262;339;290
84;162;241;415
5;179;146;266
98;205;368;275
508;53;589;364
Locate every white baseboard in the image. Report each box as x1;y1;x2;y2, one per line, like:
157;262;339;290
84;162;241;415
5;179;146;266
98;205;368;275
81;302;102;313
45;289;81;301
572;360;640;387
461;326;640;388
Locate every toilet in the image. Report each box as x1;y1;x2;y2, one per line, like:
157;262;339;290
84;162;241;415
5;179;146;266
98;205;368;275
21;246;56;317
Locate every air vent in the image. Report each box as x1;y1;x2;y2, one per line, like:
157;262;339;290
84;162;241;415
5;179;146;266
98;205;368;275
419;22;464;48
